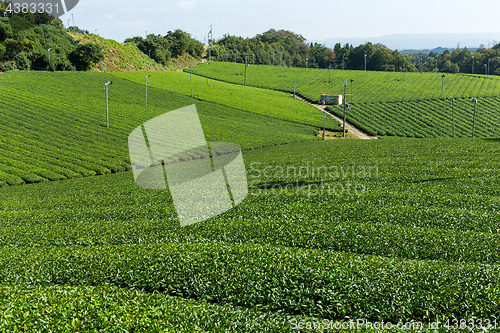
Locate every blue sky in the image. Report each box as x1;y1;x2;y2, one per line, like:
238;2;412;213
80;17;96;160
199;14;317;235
62;0;500;43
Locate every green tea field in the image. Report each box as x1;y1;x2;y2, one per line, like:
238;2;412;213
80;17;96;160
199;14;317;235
1;138;500;331
188;62;500;139
0;71;323;187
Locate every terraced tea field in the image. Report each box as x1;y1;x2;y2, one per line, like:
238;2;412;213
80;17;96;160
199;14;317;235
112;71;342;131
3;69;500;331
187;62;500;104
0;71;322;187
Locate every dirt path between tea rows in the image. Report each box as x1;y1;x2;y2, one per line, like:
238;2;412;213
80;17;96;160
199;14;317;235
294;95;377;140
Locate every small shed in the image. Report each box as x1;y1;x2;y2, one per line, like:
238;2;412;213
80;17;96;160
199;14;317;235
320;94;342;105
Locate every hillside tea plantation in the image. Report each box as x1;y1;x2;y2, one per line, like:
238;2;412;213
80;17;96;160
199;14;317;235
112;71;343;131
0;71;321;187
188;62;500;139
187;62;500;104
1;138;500;330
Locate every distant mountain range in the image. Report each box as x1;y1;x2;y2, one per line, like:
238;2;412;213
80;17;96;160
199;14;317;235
309;33;500;52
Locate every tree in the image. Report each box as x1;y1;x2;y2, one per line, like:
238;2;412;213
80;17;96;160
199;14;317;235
69;43;103;70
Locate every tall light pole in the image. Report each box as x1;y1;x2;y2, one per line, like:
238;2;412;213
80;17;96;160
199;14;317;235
47;48;51;68
208;25;212;62
206;61;210;86
105;81;113;128
322;109;326;139
472;56;474;74
343;80;348;137
485;64;487;75
471;98;478;138
488;58;491;76
145;75;151;107
435;59;438;73
441;74;445;100
364;53;367;71
448;97;455;138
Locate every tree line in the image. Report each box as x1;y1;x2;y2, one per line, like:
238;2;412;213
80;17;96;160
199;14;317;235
211;29;500;75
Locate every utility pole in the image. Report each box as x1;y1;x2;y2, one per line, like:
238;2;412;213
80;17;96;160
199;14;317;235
342;54;345;70
190;69;193;98
488;58;491;77
471;98;478;138
435;59;438;73
322;109;326;139
208;25;212;61
47;48;51;68
472;56;474;75
105;81;112;128
448;97;455;138
72;13;74;27
145;75;151;107
364;53;367;71
206;62;209;86
343;80;347;137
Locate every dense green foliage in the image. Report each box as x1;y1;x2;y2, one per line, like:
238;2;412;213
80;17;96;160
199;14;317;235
187;62;500;104
327;97;500;138
124;30;204;64
0;71;319;187
0;285;318;331
212;29;335;69
1;138;500;329
409;45;500;75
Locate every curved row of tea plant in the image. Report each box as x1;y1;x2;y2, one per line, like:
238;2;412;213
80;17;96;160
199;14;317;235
0;284;317;332
0;71;320;187
187;62;500;104
1;138;500;327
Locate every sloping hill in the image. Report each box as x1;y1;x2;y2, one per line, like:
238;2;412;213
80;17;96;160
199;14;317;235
70;33;200;72
0;71;319;187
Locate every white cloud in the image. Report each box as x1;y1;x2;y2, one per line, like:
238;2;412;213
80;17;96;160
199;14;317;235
176;1;196;10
